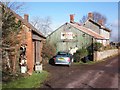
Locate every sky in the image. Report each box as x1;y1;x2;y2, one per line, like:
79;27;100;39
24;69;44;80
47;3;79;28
2;0;120;2
19;2;118;42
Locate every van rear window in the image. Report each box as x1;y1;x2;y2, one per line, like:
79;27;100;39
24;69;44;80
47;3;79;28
57;52;68;55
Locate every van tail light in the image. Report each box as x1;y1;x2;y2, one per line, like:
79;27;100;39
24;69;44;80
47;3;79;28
67;58;70;62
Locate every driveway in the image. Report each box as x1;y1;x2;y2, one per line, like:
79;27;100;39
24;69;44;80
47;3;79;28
41;55;119;88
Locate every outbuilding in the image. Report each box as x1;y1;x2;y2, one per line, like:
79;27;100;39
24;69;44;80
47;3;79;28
15;13;46;74
1;2;46;74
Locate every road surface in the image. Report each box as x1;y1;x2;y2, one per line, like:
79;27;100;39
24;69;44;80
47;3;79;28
41;55;119;89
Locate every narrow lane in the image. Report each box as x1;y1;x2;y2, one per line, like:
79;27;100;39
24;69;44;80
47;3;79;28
41;55;119;88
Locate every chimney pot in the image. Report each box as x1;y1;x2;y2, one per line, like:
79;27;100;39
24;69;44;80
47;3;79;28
24;14;29;22
70;14;74;23
98;19;104;25
88;12;93;19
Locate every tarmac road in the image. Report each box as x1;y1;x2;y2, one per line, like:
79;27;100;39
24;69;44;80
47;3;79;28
41;55;119;89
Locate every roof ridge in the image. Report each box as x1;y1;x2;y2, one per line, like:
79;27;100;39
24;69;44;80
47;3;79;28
87;19;111;32
69;22;105;39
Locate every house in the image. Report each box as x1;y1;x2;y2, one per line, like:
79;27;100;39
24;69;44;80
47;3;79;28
83;12;111;46
1;3;46;75
47;14;105;54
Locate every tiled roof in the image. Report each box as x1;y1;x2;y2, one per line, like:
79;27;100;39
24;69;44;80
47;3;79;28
69;23;105;39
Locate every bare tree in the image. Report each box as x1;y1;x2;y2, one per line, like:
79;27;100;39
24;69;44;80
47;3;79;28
80;15;87;24
80;12;107;25
31;16;52;36
1;1;25;15
93;12;107;24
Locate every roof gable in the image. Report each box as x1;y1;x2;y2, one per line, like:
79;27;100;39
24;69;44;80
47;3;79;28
48;22;105;40
47;23;66;38
85;19;111;32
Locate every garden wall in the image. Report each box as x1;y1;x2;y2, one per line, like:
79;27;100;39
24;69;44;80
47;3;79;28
94;49;118;61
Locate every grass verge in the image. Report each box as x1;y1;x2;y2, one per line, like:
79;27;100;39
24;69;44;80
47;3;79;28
2;71;48;89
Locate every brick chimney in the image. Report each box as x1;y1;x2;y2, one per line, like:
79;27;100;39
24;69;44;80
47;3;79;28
24;14;29;22
88;12;93;19
70;14;75;23
98;19;104;25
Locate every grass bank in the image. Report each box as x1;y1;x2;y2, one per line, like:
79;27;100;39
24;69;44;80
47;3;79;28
2;71;48;89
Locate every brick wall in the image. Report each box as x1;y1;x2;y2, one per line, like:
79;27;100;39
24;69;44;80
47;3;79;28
25;27;33;75
20;25;33;75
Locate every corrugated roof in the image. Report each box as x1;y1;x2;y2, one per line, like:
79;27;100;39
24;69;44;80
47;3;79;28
69;23;105;39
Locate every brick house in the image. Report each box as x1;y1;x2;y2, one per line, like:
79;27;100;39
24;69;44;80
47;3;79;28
1;3;46;74
83;13;111;46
